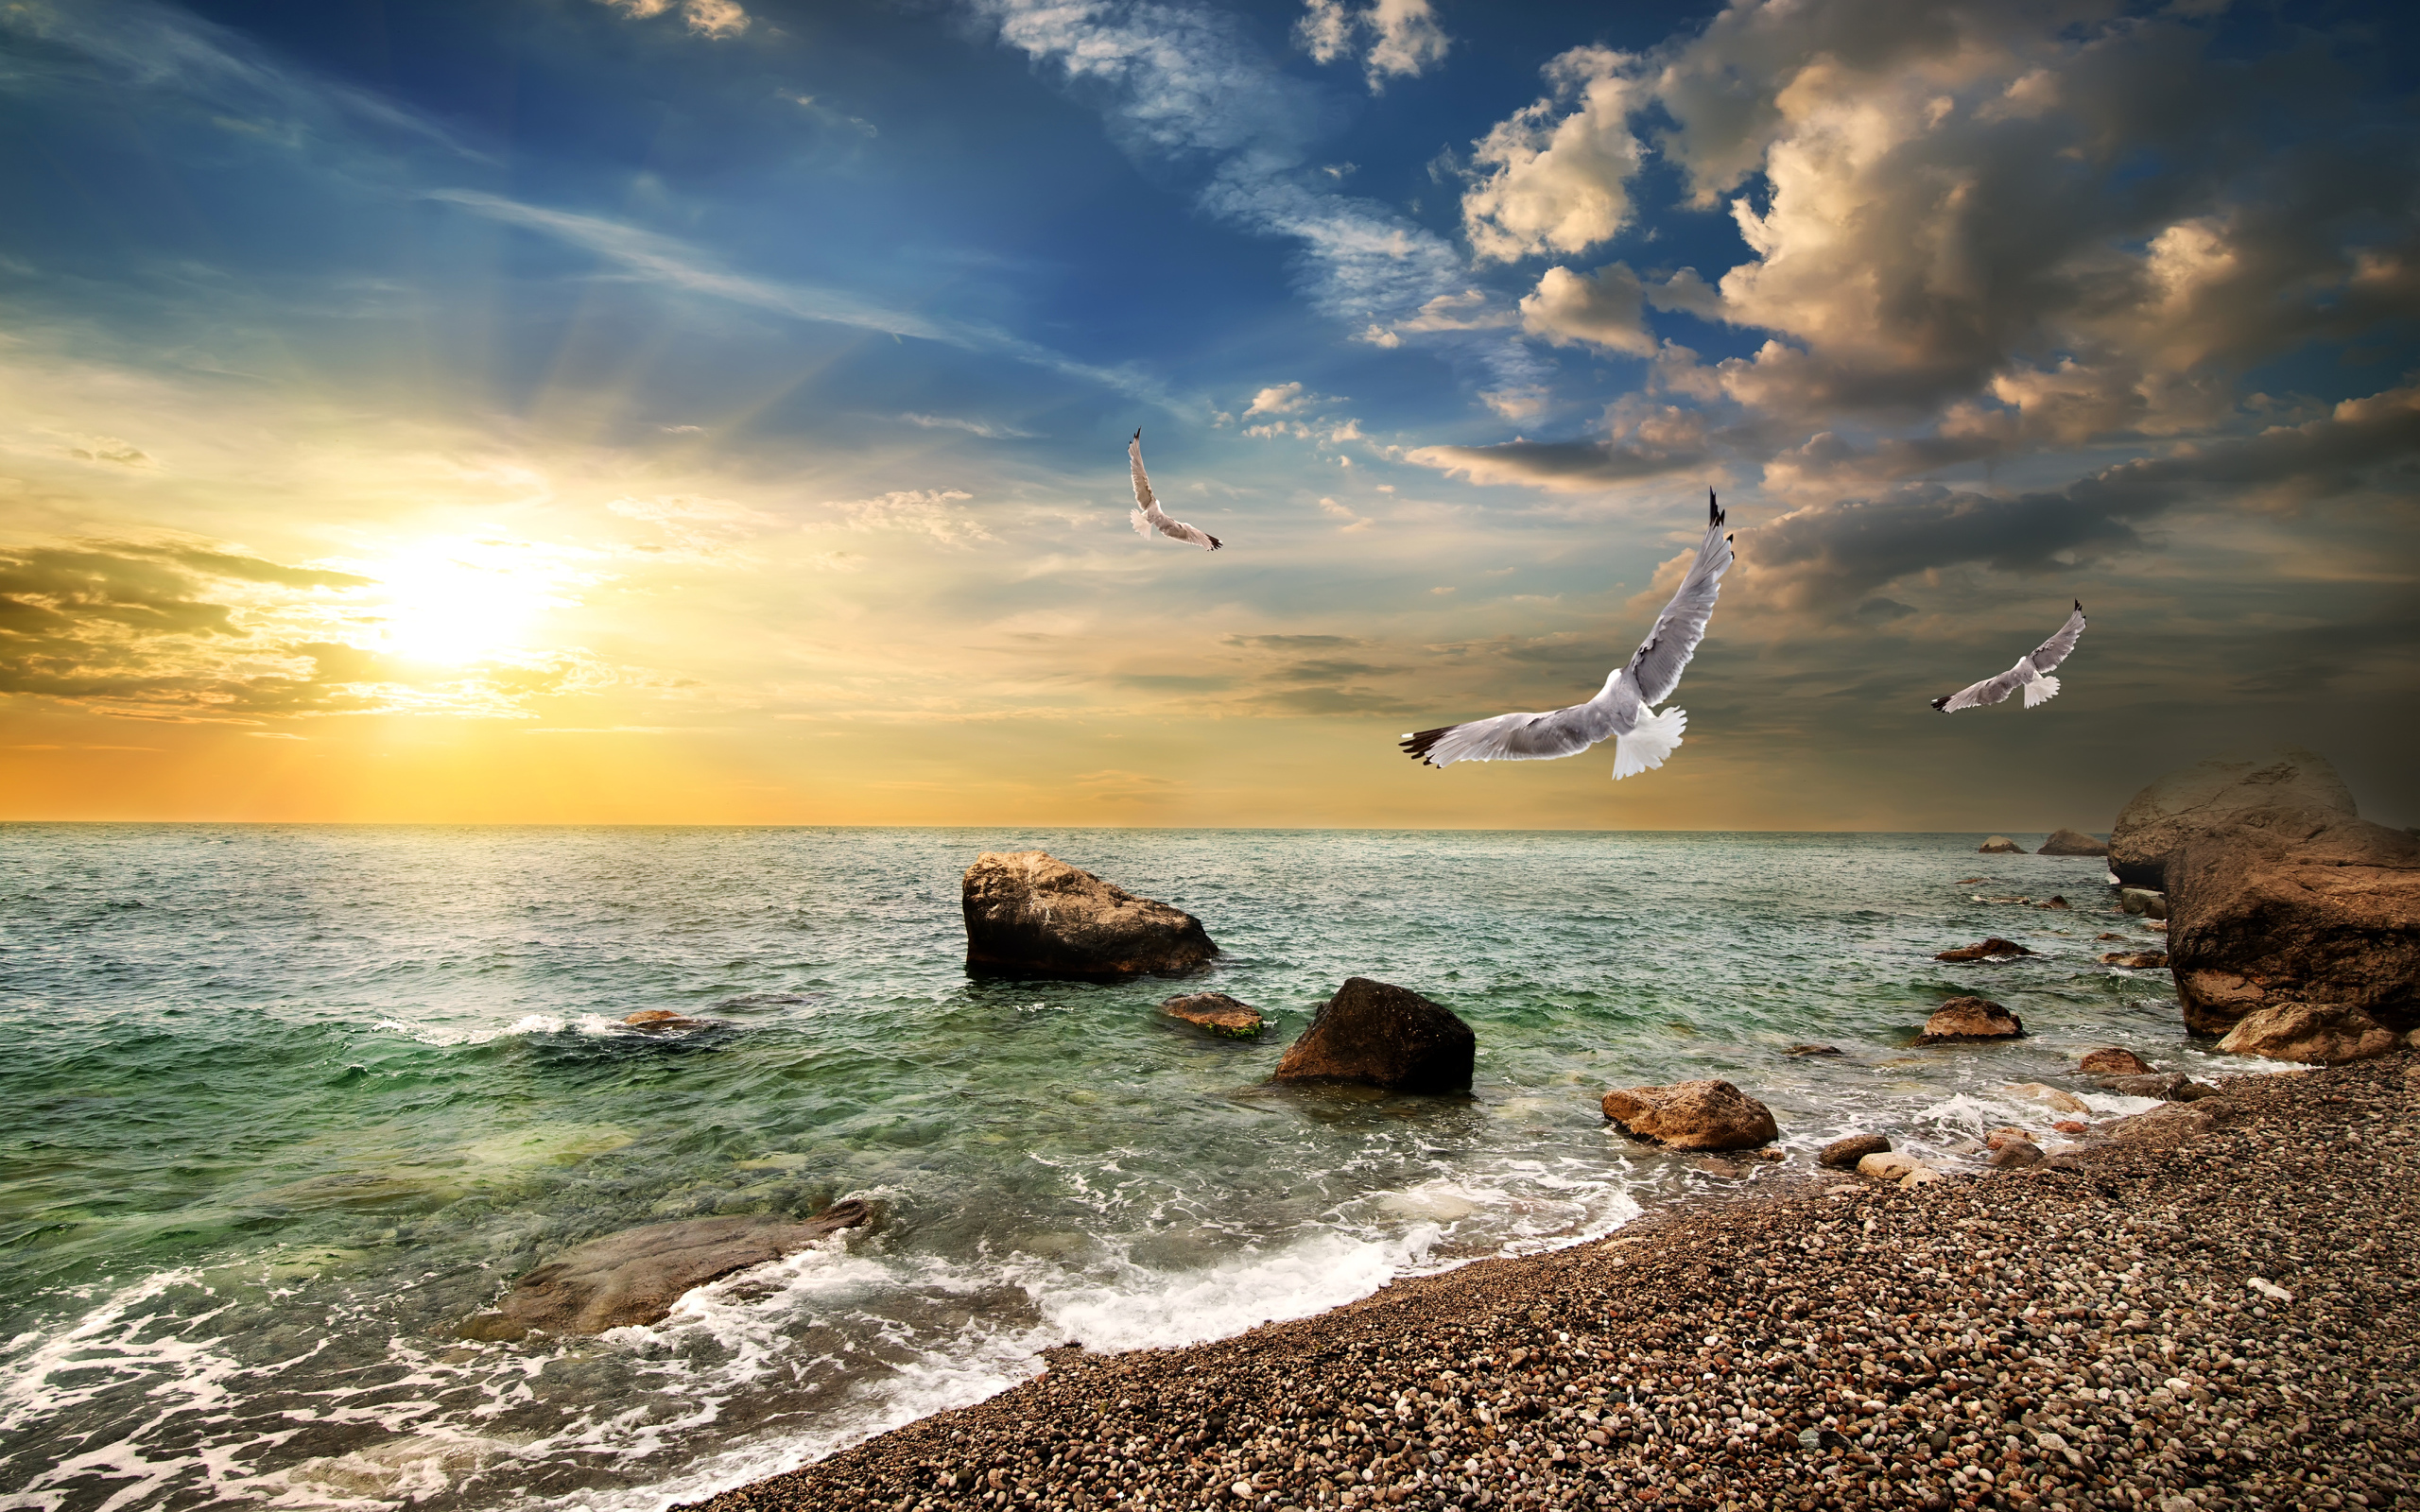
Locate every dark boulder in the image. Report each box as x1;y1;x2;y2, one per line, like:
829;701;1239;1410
2099;951;2169;970
1270;977;1474;1092
961;850;1218;980
2078;1047;2152;1075
2036;829;2110;857
2107;747;2357;888
622;1010;717;1033
2166;809;2420;1036
1978;835;2023;854
458;1199;873;1340
1785;1043;1844;1057
1819;1134;1890;1169
2101;1071;2192;1100
1933;938;2032;962
1161;992;1264;1039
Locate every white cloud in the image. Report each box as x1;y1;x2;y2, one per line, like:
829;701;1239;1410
822;489;994;546
1461;47;1648;264
607;494;783;553
1518;263;1654;354
900;413;1038;439
597;0;750;40
1296;0;1450;92
1246;383;1315;417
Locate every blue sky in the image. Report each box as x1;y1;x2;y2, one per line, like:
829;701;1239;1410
2;0;2415;827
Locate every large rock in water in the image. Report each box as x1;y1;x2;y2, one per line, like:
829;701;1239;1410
1161;991;1264;1039
458;1200;872;1340
1977;835;2023;854
2107;747;2357;888
1270;977;1474;1092
2165;809;2420;1035
961;851;1218;979
2036;828;2110;856
1600;1079;1778;1150
1915;996;2024;1043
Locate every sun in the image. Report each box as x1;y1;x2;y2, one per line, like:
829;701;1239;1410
364;541;568;666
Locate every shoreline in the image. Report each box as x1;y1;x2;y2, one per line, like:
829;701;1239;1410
692;1054;2418;1512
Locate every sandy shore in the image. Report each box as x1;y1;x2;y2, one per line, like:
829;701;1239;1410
691;1054;2419;1512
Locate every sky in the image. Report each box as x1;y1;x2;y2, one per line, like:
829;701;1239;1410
1;0;2414;830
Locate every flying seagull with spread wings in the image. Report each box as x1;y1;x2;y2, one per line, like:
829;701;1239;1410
1400;490;1734;781
1930;602;2087;713
1128;430;1220;550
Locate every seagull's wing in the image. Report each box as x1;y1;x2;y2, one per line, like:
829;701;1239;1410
1931;661;2027;713
1400;700;1618;768
1623;489;1735;708
1127;430;1222;550
2029;601;2087;671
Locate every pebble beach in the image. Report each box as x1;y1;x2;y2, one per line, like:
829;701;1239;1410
694;1053;2420;1512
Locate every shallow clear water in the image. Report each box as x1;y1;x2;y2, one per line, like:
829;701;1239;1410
0;826;2204;1512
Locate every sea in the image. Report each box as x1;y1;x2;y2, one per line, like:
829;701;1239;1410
0;826;2211;1512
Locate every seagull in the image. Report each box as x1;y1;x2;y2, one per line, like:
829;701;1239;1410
1930;602;2087;713
1128;429;1220;550
1400;490;1733;781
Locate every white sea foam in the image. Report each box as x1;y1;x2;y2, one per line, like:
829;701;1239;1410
370;1012;633;1047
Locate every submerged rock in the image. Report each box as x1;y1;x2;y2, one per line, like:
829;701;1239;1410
2101;1071;2192;1100
2078;1047;2153;1076
2119;888;2170;919
2036;829;2110;857
2215;1003;2402;1065
1600;1079;1778;1151
1784;1043;1844;1057
2107;746;2358;888
1916;997;2025;1043
961;851;1218;980
1934;937;2033;962
1270;977;1474;1092
1819;1134;1890;1169
458;1199;873;1340
1160;992;1264;1039
622;1010;717;1033
2099;951;2169;969
2004;1082;2091;1114
1978;835;2023;854
2166;810;2420;1036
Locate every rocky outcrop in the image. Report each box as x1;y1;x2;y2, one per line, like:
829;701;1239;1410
2035;829;2110;857
1934;938;2032;962
2101;1071;2192;1100
2215;1003;2402;1065
1270;978;1474;1092
1819;1134;1890;1169
961;851;1218;980
1161;992;1264;1039
1600;1079;1778;1151
2119;889;2169;919
1915;996;2025;1043
2078;1047;2152;1075
1978;836;2023;854
1987;1139;2044;1169
2165;810;2420;1035
2107;747;2357;888
458;1200;873;1340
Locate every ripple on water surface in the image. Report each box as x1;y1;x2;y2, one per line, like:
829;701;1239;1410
0;826;2218;1511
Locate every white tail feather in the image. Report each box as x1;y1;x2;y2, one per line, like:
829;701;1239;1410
1130;508;1153;539
2023;673;2062;709
1612;705;1686;781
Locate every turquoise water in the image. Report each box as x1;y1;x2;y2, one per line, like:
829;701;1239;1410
0;827;2200;1512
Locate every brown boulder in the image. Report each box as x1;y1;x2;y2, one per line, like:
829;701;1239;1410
1916;997;2025;1043
2078;1047;2152;1075
1785;1043;1843;1057
1818;1134;1890;1169
2214;1003;2401;1065
1600;1079;1778;1151
2107;747;2357;888
2101;1071;2192;1100
1987;1139;2044;1169
1270;977;1474;1092
2165;810;2420;1035
1934;938;2033;962
2099;951;2169;969
961;851;1218;979
1161;992;1264;1039
622;1010;716;1033
2036;829;2110;857
458;1200;872;1340
1978;835;2023;853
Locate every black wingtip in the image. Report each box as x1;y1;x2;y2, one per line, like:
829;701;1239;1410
1708;487;1724;529
1133;428;1141;441
1206;535;1222;550
1399;727;1450;765
1929;696;1950;713
2074;598;2083;612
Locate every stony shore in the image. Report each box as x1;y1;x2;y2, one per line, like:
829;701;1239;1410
692;1055;2419;1512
